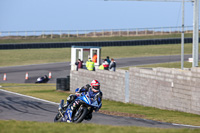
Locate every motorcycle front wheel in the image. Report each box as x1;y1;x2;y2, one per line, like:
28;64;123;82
54;113;63;122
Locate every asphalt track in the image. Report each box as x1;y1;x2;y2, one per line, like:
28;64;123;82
0;55;192;83
1;89;198;128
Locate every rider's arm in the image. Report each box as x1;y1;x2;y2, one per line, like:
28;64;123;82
75;84;91;94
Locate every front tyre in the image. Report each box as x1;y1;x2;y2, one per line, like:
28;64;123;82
54;113;63;122
72;107;87;123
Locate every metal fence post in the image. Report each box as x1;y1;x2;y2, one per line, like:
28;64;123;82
77;30;79;37
84;30;86;37
42;31;45;38
60;30;62;38
125;71;129;103
153;28;155;35
68;31;70;38
94;30;96;37
136;28;138;35
25;31;27;39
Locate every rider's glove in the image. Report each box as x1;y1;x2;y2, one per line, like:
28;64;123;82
75;88;80;93
85;84;91;89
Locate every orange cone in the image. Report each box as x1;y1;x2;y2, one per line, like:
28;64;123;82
25;72;29;80
3;73;7;81
49;72;52;79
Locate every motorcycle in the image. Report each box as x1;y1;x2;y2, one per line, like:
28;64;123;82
54;92;102;123
35;75;49;83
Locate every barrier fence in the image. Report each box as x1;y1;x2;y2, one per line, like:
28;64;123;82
0;26;195;39
0;38;197;50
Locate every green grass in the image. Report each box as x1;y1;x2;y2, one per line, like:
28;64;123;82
120;61;200;70
0;43;195;67
0;48;71;66
0;33;193;44
1;83;200;126
1;120;200;133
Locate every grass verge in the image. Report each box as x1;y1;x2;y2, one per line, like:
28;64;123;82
0;43;194;67
0;83;200;126
2;120;200;133
1;120;200;133
120;62;200;70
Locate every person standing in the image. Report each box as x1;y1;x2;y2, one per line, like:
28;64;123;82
75;59;83;71
102;59;109;70
109;58;116;71
92;53;97;63
86;58;95;71
106;56;111;65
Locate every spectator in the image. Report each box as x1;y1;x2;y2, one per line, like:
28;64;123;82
86;58;95;71
109;58;116;71
98;64;104;70
92;53;97;63
106;56;111;65
102;59;109;70
75;59;83;71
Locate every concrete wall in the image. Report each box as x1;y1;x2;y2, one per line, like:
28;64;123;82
70;67;200;115
129;67;200;115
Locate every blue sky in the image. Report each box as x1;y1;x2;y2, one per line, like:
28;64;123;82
0;0;195;31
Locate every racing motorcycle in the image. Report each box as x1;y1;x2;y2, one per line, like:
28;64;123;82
54;92;102;123
35;75;49;83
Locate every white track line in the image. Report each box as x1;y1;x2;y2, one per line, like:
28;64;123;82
0;88;200;128
0;89;59;105
172;123;200;128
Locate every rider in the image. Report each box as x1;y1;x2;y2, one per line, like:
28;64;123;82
63;79;103;123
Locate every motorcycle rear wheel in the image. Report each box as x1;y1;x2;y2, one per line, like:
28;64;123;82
72;107;87;123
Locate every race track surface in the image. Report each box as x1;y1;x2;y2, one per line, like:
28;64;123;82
0;89;197;128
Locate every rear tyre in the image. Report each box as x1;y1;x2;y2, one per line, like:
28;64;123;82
72;107;87;123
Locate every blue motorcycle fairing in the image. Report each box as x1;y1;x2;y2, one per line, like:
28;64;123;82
76;92;100;107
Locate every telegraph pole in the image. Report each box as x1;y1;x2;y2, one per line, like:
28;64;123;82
181;0;185;69
193;0;199;67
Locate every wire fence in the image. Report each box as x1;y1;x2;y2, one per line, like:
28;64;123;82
0;26;196;39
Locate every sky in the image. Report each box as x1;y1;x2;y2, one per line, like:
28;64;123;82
0;0;196;31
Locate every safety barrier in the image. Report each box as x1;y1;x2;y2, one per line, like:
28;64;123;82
0;38;196;50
